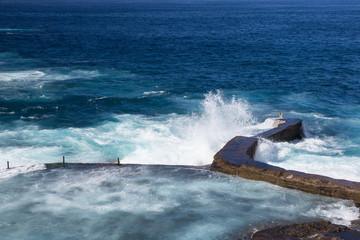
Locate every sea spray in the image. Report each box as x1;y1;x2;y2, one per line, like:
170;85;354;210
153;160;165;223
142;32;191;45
99;91;258;165
3;91;359;182
0;91;264;167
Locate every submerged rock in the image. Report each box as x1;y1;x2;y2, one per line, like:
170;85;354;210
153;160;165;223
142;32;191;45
244;221;360;240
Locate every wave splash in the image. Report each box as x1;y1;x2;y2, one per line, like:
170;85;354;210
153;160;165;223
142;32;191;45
0;91;265;168
2;90;359;183
121;91;256;165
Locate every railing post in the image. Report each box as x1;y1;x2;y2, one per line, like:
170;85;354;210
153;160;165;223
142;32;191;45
63;156;65;167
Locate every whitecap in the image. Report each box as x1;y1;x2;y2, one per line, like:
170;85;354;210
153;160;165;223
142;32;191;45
20;116;39;120
0;111;15;115
143;90;166;95
88;96;109;102
0;70;45;82
0;69;101;83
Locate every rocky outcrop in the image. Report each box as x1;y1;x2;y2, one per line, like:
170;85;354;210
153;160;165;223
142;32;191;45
210;119;360;206
244;221;360;240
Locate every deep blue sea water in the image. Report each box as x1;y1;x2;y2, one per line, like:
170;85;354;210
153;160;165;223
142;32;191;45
0;0;360;239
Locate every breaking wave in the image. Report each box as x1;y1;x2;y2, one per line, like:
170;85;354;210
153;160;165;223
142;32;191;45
0;91;266;168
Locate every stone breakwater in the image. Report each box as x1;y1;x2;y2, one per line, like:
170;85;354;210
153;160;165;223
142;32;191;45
210;119;360;207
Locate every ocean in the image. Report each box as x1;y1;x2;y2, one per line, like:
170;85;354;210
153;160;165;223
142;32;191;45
0;0;360;239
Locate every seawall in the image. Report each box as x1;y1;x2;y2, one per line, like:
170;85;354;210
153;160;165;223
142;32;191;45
210;119;360;206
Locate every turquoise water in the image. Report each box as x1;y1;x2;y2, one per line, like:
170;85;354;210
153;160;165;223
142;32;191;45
0;0;360;238
0;166;358;240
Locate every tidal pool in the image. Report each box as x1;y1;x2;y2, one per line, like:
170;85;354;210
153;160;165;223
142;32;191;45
0;165;358;240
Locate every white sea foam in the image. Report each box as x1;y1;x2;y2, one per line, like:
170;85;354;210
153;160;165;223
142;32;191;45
120;91;257;165
20;116;40;120
0;69;100;83
0;145;63;167
255;137;360;181
0;111;15;115
254;139;279;162
250;117;283;130
288;111;338;120
304;201;359;226
44;69;100;81
87;96;109;102
1;166;357;239
1;91;359;184
0;91;263;167
0;164;46;179
0;70;46;82
143;90;165;95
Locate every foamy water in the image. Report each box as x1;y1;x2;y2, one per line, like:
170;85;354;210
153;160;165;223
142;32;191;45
0;166;357;240
0;92;263;168
0;69;100;82
255;137;360;182
2;90;360;182
1;1;360;239
0;164;46;179
1;92;359;234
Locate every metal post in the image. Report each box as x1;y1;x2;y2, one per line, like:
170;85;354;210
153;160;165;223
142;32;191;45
6;161;9;169
117;157;120;165
63;156;65;167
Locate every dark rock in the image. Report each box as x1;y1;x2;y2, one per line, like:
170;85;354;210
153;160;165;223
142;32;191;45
244;221;360;240
210;119;360;206
325;230;360;240
256;119;304;142
350;219;360;228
